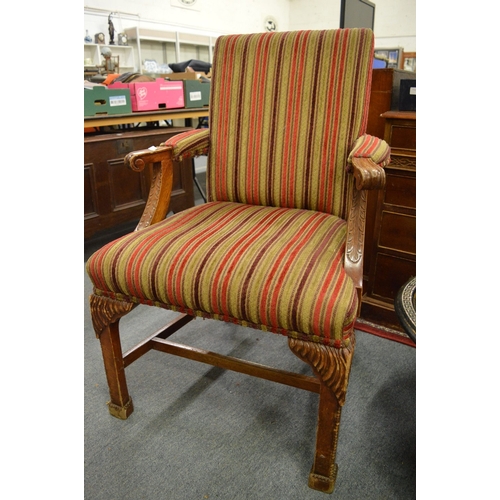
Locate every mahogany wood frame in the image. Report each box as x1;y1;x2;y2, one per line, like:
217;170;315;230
88;147;385;493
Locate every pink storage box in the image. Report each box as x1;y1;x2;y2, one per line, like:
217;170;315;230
108;78;184;111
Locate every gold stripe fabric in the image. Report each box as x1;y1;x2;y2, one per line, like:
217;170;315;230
348;134;391;167
86;29;381;347
87;202;358;347
208;29;375;220
163;129;210;160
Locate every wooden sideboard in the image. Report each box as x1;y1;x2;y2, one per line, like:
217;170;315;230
361;110;416;330
84;127;195;240
366;68;416;140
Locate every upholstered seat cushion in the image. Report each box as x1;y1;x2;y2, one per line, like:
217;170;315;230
86;201;358;348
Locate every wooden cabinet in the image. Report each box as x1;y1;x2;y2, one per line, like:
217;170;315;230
361;111;416;330
84;127;195;240
366;68;416;141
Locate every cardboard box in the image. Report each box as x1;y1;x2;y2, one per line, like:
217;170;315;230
108;78;184;111
84;86;132;117
183;80;210;108
167;71;208;81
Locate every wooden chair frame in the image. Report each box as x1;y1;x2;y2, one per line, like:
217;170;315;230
89;146;385;493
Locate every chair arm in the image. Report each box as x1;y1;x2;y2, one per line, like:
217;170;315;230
344;135;390;309
348;134;390;190
122;129;209;231
161;128;210;162
124;146;174;231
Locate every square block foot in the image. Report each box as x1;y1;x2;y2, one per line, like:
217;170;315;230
107;398;134;420
308;464;338;494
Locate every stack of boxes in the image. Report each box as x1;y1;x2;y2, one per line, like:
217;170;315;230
108;79;185;111
167;71;210;108
84;73;210;117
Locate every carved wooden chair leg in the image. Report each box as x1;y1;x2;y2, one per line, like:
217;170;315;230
89;294;136;419
289;335;356;494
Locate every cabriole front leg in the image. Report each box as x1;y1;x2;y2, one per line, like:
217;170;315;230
89;294;136;419
289;335;356;494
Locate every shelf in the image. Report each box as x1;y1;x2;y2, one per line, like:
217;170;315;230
123;27;217;73
84;43;133;50
84;26;219;76
84;43;135;72
124;28;177;43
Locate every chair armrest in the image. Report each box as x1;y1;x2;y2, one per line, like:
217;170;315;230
122;129;209;231
344;135;390;308
347;134;390;190
124;146;174;231
161;128;210;161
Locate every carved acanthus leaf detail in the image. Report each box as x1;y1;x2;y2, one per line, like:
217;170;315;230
136;165;164;230
288;337;356;405
89;294;135;338
346;187;366;264
124;147;174;231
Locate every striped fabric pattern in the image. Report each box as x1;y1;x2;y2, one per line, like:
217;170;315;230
86;29;380;347
207;29;375;220
87;201;358;348
348;134;391;167
162;129;210;160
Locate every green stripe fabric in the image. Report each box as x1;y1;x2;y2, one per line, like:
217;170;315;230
207;29;375;220
163;129;210;160
86;29;378;347
348;134;391;166
87;202;358;347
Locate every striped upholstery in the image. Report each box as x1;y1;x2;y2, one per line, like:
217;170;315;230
348;134;391;167
207;29;375;220
87;202;357;347
164;128;210;160
86;29;379;348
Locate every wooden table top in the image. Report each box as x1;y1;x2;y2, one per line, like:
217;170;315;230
84;107;209;128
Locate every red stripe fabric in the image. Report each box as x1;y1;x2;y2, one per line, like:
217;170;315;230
86;29;384;349
87;202;358;347
208;29;375;220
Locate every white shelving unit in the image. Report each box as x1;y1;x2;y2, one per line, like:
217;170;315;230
124;27;216;73
84;43;135;73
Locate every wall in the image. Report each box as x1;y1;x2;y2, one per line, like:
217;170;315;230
370;0;415;52
288;0;342;31
84;0;415;55
84;0;289;39
289;0;415;52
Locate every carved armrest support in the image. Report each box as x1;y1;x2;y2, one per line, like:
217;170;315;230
123;129;210;231
124;146;174;231
344;186;367;300
344;135;390;311
351;157;386;190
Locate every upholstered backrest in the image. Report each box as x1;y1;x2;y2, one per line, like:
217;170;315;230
207;29;374;220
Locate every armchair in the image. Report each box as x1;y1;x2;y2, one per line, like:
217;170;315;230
86;28;389;494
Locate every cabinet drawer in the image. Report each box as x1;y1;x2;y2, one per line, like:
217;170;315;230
384;171;416;208
389;124;416;150
379;212;416;254
372;253;416;301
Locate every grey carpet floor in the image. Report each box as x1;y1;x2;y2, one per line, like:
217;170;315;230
84;262;416;500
